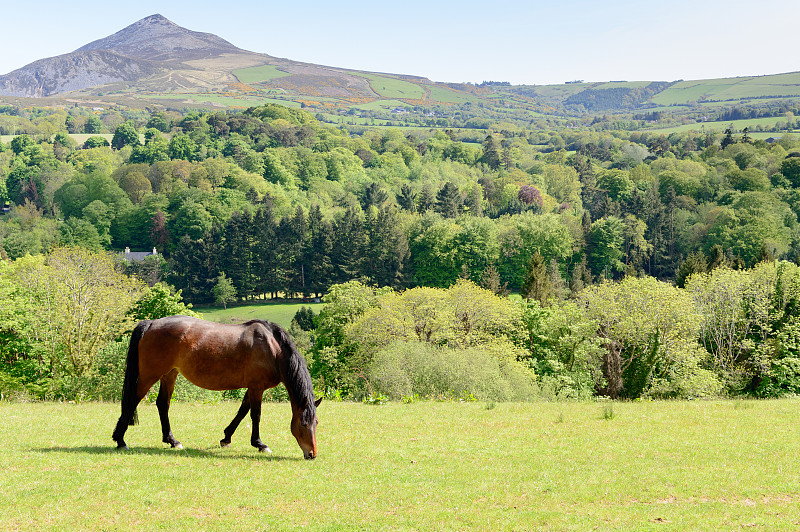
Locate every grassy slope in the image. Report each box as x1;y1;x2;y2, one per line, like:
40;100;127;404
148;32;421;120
2;399;800;530
232;65;292;84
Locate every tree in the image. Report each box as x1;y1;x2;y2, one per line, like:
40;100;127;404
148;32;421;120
14;247;144;379
111;121;140;150
581;276;719;399
397;184;416;212
482;134;501;169
128;282;198;320
435;182;462;218
781;157;800;188
588;216;625;278
84;115;102;134
119;170;152;204
212;272;237;309
521;252;553;304
721;127;736;150
169;134;199;162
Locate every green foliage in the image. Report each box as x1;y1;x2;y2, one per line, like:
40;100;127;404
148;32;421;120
368;341;537;401
111;121;140;150
128;282;199;321
211;272;237;309
580;276;720;399
293;306;316;331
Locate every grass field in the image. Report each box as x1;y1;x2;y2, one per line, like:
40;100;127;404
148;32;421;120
199;300;324;329
135;93;301;109
350;73;426;100
1;399;800;530
648;116;794;135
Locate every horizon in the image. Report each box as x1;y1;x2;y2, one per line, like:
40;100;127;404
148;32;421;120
2;0;799;86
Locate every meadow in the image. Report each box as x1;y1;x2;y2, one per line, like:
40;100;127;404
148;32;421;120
199;300;324;329
2;399;799;531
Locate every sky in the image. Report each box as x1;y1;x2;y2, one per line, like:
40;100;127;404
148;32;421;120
2;0;799;86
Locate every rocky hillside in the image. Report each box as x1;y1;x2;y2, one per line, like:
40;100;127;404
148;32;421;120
74;14;244;62
0;14;247;97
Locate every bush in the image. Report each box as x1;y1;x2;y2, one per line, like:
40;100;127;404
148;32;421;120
368;341;537;401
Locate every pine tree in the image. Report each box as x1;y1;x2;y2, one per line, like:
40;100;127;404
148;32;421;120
397;184;417;212
221;210;254;300
252;199;278;298
305;205;333;297
331;208;365;284
521;252;553;304
435;182;462;218
482;134;501;169
417;184;436;213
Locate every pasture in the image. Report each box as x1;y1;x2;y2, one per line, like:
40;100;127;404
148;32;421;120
2;399;800;530
200;300;324;329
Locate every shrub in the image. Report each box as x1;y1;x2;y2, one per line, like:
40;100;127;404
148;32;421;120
368;341;537;401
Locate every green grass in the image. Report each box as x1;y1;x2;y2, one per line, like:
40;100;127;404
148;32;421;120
352;99;410;111
199;300;323;329
2;399;800;530
425;85;479;104
350;73;426;100
648;116;795;135
135;93;301;108
649;73;800;106
232;65;292;84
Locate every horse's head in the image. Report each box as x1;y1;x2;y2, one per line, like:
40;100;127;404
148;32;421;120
291;397;322;460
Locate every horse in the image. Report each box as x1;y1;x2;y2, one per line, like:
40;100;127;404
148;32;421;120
111;316;321;459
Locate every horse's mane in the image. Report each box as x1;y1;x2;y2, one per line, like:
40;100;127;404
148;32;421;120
244;320;317;426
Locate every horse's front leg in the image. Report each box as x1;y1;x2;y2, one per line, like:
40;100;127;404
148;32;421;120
157;370;183;449
220;393;250;447
248;388;271;453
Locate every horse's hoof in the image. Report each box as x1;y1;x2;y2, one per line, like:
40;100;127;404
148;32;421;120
259;446;272;453
220;441;231;448
172;443;184;450
116;444;129;451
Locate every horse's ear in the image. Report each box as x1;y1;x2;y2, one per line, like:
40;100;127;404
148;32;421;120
315;397;322;408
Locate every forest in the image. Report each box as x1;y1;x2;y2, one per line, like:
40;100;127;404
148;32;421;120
1;101;800;402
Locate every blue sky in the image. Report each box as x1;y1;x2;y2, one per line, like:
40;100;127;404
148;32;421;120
3;0;798;85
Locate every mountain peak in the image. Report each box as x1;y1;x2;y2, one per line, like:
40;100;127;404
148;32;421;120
74;14;242;62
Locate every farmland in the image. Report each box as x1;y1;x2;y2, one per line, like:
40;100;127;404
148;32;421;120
1;399;799;530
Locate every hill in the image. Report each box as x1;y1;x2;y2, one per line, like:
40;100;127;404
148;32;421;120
2;14;800;130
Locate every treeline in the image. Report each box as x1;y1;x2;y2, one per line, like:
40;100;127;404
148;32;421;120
2;103;800;303
3;246;799;402
299;258;800;401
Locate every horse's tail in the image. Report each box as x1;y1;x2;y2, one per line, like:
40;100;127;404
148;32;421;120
120;320;151;426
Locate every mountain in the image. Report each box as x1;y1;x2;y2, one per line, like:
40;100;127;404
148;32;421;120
0;49;161;98
74;14;243;62
0;14;252;98
2;14;800;127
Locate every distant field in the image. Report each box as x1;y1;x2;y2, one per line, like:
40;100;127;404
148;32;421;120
200;300;323;329
3;399;800;530
649;116;793;135
350;72;426;100
649;73;800;106
136;93;301;108
425;84;479;104
232;65;292;84
352;99;410;111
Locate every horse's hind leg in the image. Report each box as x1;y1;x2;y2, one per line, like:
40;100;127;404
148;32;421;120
156;369;183;449
220;393;250;448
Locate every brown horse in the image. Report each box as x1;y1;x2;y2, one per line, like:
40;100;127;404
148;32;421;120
112;316;321;459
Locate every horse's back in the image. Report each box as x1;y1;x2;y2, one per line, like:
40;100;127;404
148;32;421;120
138;316;281;391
